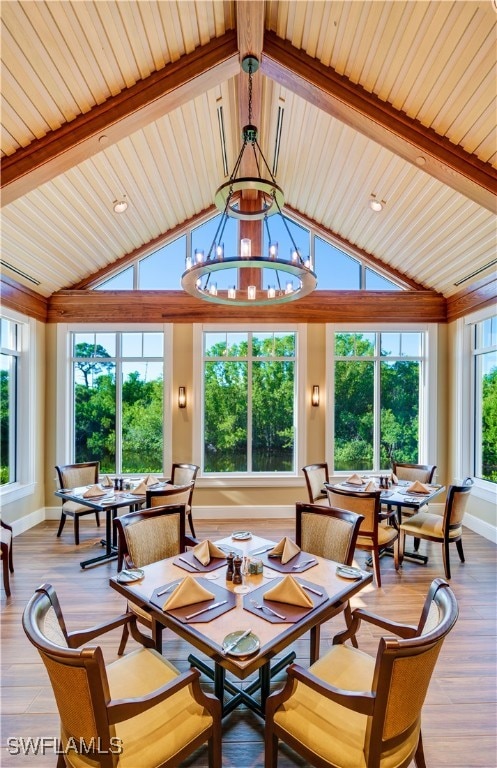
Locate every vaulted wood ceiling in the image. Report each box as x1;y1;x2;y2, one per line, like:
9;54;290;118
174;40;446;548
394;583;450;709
1;1;496;315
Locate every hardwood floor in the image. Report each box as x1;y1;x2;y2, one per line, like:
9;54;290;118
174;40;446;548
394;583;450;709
1;518;496;767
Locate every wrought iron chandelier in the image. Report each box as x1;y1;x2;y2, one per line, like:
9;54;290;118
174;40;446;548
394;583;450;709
181;55;317;306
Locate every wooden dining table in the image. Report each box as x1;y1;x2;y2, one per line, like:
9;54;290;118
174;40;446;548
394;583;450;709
54;486;145;569
326;480;446;564
109;533;373;717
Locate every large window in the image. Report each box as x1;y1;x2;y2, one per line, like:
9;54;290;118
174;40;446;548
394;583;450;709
202;330;298;474
71;331;165;474
1;317;20;485
472;315;497;483
332;330;427;472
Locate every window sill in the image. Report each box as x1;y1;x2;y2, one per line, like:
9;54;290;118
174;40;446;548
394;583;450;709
0;482;36;504
197;475;304;488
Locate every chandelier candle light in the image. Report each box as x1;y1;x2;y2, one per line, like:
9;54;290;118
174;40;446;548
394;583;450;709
181;56;317;306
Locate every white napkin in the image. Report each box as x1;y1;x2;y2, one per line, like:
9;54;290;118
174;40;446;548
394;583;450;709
130;480;147;495
193;540;226;566
264;575;313;608
83;484;106;498
363;479;377;492
346;473;364;486
268;537;301;565
162;576;215;611
407;481;430;494
143;474;158;487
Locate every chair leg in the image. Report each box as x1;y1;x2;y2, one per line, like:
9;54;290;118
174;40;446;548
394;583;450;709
95;512;100;527
188;512;196;538
398;530;405;567
343;602;358;648
372;548;382;588
8;541;14;573
2;551;11;597
265;729;279;768
118;623;129;656
456;538;465;563
208;721;222;768
56;512;67;538
413;537;421;551
414;729;427;768
74;516;80;546
442;540;451;580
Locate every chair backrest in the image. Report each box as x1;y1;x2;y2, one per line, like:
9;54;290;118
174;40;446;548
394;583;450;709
171;463;199;487
146;482;194;509
444;483;472;533
302;463;329;503
22;584;118;767
115;504;188;569
393;462;436;484
295;503;363;565
366;579;458;767
55;461;99;490
327;486;382;540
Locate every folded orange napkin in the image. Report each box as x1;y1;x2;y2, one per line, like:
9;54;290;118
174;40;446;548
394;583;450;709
346;473;364;486
390;472;398;484
162;576;215;611
407;481;430;494
269;537;301;564
101;475;113;488
264;576;313;608
83;484;106;498
363;479;377;491
193;540;226;566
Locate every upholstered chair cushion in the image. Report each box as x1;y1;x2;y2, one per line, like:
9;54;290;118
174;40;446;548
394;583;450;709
273;644;419;768
400;511;461;540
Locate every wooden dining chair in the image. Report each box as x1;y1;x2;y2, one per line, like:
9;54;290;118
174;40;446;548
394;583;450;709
265;578;458;768
327;486;399;588
1;520;14;597
146;481;197;537
399;481;472;579
55;462;101;544
23;583;221;768
302;463;330;503
115;503;197;655
296;502;364;648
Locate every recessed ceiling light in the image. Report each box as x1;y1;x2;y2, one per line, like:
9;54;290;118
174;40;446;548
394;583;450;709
369;198;383;212
113;197;128;214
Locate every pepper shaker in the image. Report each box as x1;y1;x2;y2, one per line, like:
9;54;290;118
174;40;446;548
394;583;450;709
232;555;243;585
226;552;234;581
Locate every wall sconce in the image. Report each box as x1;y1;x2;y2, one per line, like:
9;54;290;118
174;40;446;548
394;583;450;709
311;385;320;407
178;386;187;409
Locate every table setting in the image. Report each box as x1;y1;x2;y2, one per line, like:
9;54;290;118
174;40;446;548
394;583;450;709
150;574;236;623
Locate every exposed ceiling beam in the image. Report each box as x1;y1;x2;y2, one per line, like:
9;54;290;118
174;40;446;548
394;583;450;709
262;32;497;213
0;31;239;208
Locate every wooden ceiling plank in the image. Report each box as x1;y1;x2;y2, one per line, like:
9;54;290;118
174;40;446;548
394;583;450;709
262;31;496;212
236;1;265;183
0;30;239;207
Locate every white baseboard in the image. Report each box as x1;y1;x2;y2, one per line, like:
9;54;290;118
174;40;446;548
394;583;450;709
19;506;497;544
463;513;497;543
10;508;46;536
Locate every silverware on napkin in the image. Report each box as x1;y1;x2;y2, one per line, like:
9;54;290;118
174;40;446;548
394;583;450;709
178;556;200;571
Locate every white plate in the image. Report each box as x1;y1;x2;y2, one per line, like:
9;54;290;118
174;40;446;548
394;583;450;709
117;568;145;583
336;565;363;580
232;531;252;540
222;631;260;657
